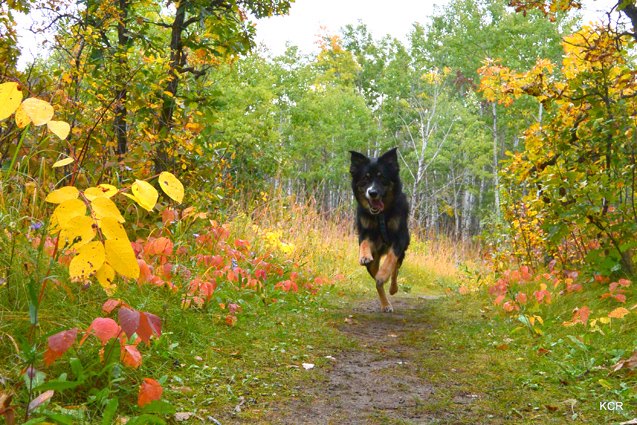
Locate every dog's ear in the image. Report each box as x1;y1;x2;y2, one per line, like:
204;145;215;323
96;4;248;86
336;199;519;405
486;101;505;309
349;150;369;174
379;148;398;170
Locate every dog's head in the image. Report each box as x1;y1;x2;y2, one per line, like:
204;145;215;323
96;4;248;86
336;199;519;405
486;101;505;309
349;148;400;215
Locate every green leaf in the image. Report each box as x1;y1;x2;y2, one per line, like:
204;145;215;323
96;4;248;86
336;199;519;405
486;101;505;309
140;399;176;415
126;414;167;425
101;398;119;425
35;379;82;391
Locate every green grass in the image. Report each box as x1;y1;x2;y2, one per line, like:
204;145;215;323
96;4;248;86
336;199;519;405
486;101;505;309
3;207;637;424
407;290;637;424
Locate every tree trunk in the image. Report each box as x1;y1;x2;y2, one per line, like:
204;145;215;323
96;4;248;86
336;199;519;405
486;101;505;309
492;102;501;219
154;0;187;173
114;0;131;157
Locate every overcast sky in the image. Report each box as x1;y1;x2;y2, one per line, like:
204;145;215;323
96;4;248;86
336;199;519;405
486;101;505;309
16;0;620;68
254;0;619;56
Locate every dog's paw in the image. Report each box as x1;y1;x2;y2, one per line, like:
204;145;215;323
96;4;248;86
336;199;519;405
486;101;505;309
359;255;373;265
389;282;398;295
381;304;394;313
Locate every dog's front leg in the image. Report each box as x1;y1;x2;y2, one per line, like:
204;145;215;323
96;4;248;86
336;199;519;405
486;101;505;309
375;248;398;286
358;239;374;265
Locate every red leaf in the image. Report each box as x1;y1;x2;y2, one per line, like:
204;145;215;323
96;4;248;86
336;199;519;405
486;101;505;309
88;318;121;345
118;308;161;344
118;307;140;338
44;329;78;366
121;344;142;368
562;306;590;327
0;391;15;425
225;314;237;327
102;298;123;314
613;293;627;303
137;312;162;345
138;378;162;407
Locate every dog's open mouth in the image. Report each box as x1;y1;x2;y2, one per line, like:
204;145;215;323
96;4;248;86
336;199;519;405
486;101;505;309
368;198;384;214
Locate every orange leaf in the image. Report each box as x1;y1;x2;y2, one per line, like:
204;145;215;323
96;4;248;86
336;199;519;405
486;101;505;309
562;306;590;327
102;298;123;314
138;378;162;407
122;344;142;368
608;307;630;319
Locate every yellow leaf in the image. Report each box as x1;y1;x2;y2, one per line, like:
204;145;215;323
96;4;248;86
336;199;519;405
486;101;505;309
131;180;158;211
51;198;86;232
47;120;71;140
91;197;125;223
45;186;79;204
20;98;54;126
158;172;184;203
608;307;630;319
0;82;23;120
52;157;74;168
105;239;140;279
14;104;31;128
599;317;611;324
58;215;96;249
99;216;129;241
84;184;118;201
69;241;105;280
96;263;116;294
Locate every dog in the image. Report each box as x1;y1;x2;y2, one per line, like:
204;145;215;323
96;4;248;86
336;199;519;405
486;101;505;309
349;147;410;312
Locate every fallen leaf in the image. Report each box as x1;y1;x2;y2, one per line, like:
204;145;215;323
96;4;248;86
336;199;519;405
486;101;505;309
27;390;54;413
612;350;637;372
175;412;194;422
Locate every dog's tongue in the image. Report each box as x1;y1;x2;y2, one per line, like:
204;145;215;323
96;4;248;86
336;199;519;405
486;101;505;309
370;199;384;211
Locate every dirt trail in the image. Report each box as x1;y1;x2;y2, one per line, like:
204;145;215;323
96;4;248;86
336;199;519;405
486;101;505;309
271;296;465;425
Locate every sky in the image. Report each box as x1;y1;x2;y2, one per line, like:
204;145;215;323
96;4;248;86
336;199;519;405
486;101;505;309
16;0;621;68
253;0;446;55
253;0;619;56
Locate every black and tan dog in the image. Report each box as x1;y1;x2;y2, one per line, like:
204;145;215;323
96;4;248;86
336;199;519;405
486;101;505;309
349;148;410;312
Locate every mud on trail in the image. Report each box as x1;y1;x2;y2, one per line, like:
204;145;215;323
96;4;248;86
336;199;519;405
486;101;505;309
269;296;480;425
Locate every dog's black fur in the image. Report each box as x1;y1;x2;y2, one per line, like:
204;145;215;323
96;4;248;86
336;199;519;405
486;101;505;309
349;148;410;312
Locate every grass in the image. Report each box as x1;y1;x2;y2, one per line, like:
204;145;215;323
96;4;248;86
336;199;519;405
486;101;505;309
404;291;637;424
3;194;637;424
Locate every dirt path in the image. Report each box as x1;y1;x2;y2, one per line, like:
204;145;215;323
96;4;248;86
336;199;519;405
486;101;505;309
270;296;469;424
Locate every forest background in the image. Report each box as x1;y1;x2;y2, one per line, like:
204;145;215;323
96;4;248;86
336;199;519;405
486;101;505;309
3;0;637;423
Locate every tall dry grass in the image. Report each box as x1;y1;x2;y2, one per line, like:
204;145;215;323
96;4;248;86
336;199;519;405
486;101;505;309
232;192;480;295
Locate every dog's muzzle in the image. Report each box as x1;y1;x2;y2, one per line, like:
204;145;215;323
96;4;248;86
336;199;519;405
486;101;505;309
366;186;384;214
